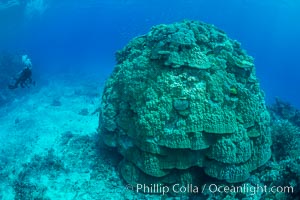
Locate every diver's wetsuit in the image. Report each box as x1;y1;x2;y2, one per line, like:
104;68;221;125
8;67;34;89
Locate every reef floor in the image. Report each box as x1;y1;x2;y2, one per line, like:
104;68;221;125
0;74;155;200
0;73;299;200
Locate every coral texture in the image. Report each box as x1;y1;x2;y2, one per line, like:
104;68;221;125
99;20;271;185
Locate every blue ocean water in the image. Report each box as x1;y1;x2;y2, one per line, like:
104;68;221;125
1;0;300;108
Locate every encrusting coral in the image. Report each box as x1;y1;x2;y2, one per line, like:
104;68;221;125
99;20;271;186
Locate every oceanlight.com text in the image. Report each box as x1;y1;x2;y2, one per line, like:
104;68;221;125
126;183;294;196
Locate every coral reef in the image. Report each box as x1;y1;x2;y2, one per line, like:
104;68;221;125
261;100;300;199
269;97;300;126
8;133;143;199
99;20;271;186
271;120;300;160
239;102;300;200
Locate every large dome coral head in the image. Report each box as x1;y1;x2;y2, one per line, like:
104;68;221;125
99;20;271;186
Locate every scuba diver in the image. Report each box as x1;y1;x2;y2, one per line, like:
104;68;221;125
8;55;35;89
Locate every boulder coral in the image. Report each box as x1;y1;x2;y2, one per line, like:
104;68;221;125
99;20;271;185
